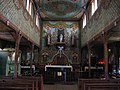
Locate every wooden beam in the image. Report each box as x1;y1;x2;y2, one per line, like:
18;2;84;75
30;43;34;76
40;75;44;90
87;43;91;78
0;23;4;29
103;32;109;79
14;31;22;77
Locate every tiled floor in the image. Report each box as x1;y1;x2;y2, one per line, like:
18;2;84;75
44;83;78;90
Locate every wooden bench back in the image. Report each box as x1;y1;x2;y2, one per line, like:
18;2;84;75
78;79;120;90
0;76;44;90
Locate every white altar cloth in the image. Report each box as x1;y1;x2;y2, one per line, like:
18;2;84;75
45;65;73;71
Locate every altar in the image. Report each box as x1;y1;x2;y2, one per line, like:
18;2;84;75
44;65;73;83
45;65;73;71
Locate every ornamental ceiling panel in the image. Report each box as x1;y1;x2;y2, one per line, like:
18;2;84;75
40;0;89;20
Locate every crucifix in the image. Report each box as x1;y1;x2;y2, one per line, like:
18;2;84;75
58;46;64;57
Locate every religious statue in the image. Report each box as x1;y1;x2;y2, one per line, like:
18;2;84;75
70;26;76;46
46;26;51;45
42;52;49;62
56;24;65;42
72;52;78;63
47;34;51;45
58;46;64;57
8;51;13;63
60;34;63;42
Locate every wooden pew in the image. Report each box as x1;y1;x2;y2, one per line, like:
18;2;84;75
17;76;44;90
78;79;120;90
0;79;34;90
0;75;44;90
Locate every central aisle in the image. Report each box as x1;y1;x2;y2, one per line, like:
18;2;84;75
44;83;78;90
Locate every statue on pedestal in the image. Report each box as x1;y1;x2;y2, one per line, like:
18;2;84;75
57;25;65;42
42;52;49;62
60;34;63;42
46;26;51;45
47;35;51;45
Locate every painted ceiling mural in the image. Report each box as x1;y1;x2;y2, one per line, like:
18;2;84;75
41;21;80;65
40;0;89;20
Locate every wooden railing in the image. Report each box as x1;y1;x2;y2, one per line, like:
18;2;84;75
78;79;120;90
0;75;44;90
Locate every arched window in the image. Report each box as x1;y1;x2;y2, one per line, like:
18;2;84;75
36;13;40;28
91;0;98;15
26;0;30;11
31;3;35;19
23;0;36;19
83;13;87;28
25;0;33;15
29;1;32;15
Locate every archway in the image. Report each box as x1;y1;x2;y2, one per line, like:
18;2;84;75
50;54;70;65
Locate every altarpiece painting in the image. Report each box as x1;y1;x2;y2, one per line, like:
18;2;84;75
41;21;79;64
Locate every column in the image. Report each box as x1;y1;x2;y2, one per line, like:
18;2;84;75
87;43;91;78
14;31;22;77
103;32;109;79
30;43;34;76
78;21;82;67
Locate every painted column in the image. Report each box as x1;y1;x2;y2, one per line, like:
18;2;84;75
39;18;43;63
78;21;81;65
14;31;22;77
40;75;44;90
87;43;91;78
30;43;34;75
39;17;43;49
103;32;109;79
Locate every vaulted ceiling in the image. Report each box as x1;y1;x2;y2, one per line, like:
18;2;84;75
36;0;90;21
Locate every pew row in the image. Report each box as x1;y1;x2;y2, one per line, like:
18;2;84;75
0;79;33;90
78;79;120;90
0;76;44;90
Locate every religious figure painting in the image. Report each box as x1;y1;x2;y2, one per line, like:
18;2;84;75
43;21;79;47
70;26;77;46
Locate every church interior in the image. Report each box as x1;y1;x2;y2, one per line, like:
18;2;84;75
0;0;120;90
